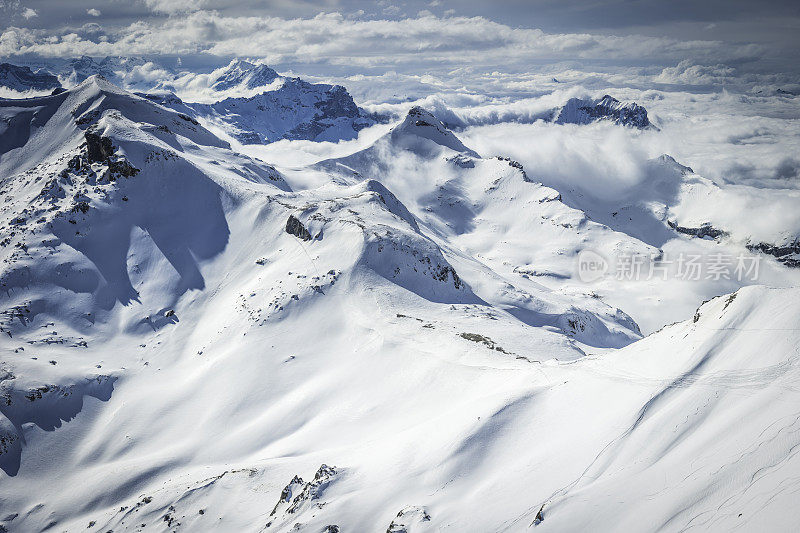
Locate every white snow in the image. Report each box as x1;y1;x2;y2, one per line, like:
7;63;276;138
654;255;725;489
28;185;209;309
0;75;798;533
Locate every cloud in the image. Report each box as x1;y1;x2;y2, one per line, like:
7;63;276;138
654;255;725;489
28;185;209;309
0;9;792;99
0;11;766;70
21;7;36;19
143;0;209;15
654;60;735;85
87;8;101;17
775;158;800;181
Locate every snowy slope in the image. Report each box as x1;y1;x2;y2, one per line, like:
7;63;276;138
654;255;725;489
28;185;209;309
0;79;799;533
314;106;800;333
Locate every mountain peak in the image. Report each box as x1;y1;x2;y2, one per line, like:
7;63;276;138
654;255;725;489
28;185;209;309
390;106;479;156
554;94;653;129
651;153;694;175
212;60;280;91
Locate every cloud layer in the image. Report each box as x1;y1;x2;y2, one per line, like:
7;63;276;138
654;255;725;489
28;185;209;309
0;11;776;81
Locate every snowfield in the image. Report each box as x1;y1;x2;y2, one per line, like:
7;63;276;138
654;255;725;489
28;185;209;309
0;76;799;532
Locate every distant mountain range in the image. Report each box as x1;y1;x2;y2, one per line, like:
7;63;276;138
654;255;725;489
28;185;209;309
0;57;657;145
0;63;61;92
1;57;379;143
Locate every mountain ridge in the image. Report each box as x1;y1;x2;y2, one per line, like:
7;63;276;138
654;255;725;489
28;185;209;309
0;71;799;533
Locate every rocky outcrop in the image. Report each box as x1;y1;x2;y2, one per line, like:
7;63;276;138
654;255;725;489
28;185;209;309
286;215;312;241
84;132;114;163
265;464;339;529
84;131;140;177
667;220;728;240
747;240;800;267
386;506;432;532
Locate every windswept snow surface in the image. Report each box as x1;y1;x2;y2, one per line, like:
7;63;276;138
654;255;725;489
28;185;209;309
0;78;799;533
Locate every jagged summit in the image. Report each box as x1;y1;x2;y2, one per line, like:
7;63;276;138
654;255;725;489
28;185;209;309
554;94;654;129
211;60;280;91
389;106;479;157
192;77;373;143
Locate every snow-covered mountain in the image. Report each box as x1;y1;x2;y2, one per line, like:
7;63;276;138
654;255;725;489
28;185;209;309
0;58;379;144
553;94;653;128
0;63;61;92
209;60;281;92
189;79;376;144
1;75;799;533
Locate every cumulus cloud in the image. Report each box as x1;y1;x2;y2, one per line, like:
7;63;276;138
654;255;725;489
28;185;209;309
21;7;36;19
1;10;785;101
461;120;651;201
0;11;766;71
654;60;735;85
143;0;209;15
87;8;101;17
774;158;800;181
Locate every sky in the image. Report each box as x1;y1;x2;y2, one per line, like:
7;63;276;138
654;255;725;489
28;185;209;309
1;0;799;98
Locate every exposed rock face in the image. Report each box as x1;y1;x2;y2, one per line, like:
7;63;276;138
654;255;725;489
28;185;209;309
0;63;61;92
84;131;140;177
84;132;115;163
667;220;728;240
286;215;312;241
266;465;339;529
747;240;800;267
554;95;653;129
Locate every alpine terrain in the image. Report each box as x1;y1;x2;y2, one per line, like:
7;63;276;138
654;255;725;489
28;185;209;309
0;43;798;533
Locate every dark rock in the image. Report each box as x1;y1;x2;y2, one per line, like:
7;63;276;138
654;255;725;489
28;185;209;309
533;504;545;525
747;240;800;267
667;220;727;240
67;155;82;171
85;132;114;163
108;159;139;177
286;215;312;241
432;264;462;289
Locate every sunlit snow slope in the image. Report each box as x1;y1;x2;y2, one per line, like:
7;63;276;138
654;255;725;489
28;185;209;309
0;78;798;533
